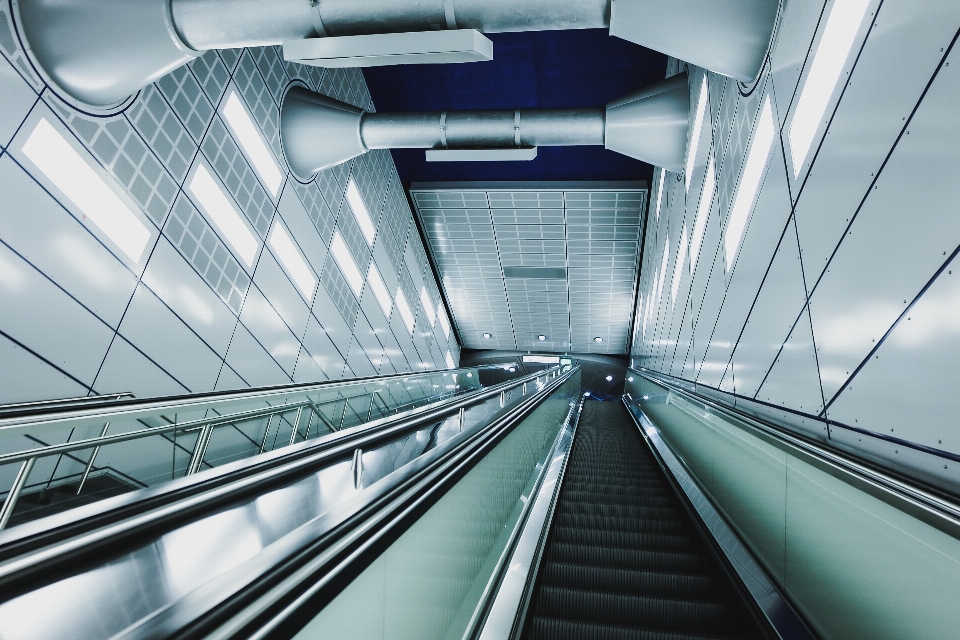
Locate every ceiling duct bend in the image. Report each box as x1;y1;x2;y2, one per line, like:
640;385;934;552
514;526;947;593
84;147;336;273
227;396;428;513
280;73;689;176
15;0;771;109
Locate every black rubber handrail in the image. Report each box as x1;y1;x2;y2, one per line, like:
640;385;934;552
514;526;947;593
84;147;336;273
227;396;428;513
0;367;563;599
114;366;581;640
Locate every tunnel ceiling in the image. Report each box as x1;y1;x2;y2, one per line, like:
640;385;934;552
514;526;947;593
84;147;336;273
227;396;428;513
363;29;666;355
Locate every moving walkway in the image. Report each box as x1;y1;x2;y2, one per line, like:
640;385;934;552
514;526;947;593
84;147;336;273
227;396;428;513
1;363;956;639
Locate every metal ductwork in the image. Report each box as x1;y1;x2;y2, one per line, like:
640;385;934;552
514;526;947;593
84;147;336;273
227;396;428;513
14;0;775;108
280;72;689;178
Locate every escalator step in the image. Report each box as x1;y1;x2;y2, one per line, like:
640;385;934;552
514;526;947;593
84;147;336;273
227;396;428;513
532;585;744;633
526;616;745;640
521;400;761;640
539;562;722;600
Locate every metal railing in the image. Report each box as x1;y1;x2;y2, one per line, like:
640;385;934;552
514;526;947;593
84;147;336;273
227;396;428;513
0;369;484;531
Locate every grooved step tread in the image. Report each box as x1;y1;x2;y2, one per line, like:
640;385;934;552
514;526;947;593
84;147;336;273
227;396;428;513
522;400;761;640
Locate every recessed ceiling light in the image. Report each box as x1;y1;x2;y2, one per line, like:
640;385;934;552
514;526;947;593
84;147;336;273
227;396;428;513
269;221;315;299
483;332;492;339
583;392;591;397
628;376;634;382
345;179;375;246
188;163;258;267
606;375;613;381
395;287;415;335
22;118;151;264
789;0;872;176
594;337;603;343
330;232;363;296
223;91;283;197
538;335;546;341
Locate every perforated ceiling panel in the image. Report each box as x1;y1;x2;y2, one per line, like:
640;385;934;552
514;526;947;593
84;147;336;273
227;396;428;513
410;182;647;354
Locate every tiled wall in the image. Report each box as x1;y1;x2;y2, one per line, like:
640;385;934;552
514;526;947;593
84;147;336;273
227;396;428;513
633;0;960;461
0;10;458;404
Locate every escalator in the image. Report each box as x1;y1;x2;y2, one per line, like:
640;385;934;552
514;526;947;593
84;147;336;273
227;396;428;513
0;367;809;640
522;399;762;639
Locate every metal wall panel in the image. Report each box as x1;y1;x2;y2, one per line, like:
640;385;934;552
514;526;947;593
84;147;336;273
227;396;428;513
0;37;455;405
808;46;960;401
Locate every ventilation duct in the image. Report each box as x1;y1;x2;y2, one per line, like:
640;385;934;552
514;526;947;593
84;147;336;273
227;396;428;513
14;0;775;108
280;73;689;178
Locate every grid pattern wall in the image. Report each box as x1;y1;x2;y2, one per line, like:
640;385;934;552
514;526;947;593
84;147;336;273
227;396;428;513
412;185;646;355
632;0;960;465
0;17;458;405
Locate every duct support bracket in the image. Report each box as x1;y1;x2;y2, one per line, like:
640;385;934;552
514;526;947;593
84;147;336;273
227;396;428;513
425;148;538;162
283;29;493;68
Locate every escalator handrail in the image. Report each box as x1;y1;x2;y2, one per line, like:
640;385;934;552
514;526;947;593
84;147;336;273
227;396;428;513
0;367;564;588
110;366;582;640
632;368;960;532
0;366;485;428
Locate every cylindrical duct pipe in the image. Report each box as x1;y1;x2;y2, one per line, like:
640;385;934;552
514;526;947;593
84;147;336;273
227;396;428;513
359;109;605;150
280;73;688;177
14;0;772;108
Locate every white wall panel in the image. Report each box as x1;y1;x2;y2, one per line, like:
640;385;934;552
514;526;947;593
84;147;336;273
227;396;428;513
224;323;291;388
0;55;35;148
346;337;377;378
277;183;328;277
292;346;328;384
793;0;960;284
117;285;223;392
95;336;188;398
702;144;793;388
809;49;960;401
0;241;113;386
353;314;385;372
827;257;960;455
0;334;87;403
301;316;345;380
755;307;824;414
729;220;808;398
312;283;356;360
253;250;311;337
239;286;300;376
691;254;730;387
0;156;139;328
214;363;247;392
141;238;237;357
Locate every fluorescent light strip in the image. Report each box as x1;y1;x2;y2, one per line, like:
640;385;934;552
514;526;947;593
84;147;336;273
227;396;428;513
367;263;393;317
523;355;560;364
690;156;715;276
671;224;687;309
395;287;415;334
654;168;666;223
223;91;283;197
269;221;315;299
789;0;872;177
419;286;436;327
188;164;258;267
445;350;455;369
685;76;709;191
438;307;451;339
726;96;776;272
346;179;376;246
22;118;150;263
654;236;670;308
330;231;364;296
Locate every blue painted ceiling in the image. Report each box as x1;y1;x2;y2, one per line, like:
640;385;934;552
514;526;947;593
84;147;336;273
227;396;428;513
362;29;667;187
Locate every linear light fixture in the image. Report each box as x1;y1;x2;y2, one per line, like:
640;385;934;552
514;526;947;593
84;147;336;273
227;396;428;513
655;236;670;306
188;163;258;267
419;286;436;326
685;76;709;191
268;221;315;299
789;0;872;177
345;179;375;246
222;91;284;197
690;156;715;276
22;118;151;263
671;224;687;309
445;350;455;369
523;355;560;364
330;231;363;296
726;96;775;272
396;286;415;334
438;307;451;339
367;263;392;317
654;168;666;223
